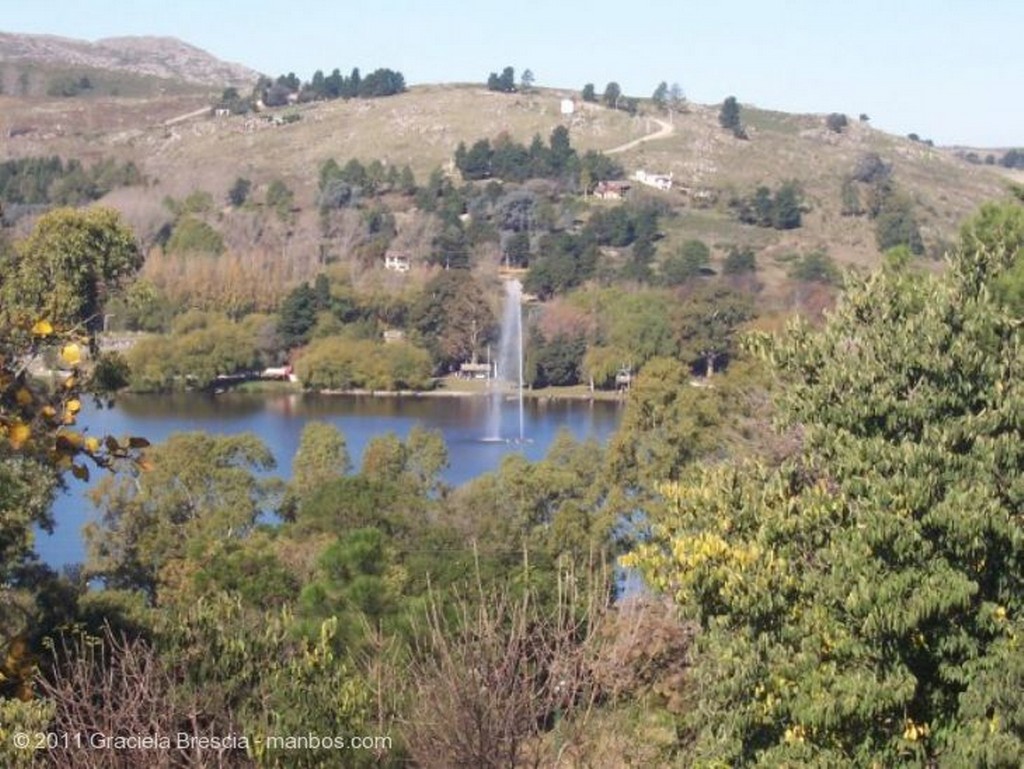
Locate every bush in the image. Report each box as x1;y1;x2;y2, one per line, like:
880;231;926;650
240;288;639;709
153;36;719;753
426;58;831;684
788;249;840;284
825;113;848;133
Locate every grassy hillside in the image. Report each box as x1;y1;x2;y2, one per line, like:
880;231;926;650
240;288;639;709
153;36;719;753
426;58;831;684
1;82;1018;294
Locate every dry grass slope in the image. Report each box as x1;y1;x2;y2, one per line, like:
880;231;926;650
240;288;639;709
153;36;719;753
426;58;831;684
0;82;1015;290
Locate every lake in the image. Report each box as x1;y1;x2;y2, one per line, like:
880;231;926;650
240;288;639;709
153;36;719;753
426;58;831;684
38;392;624;568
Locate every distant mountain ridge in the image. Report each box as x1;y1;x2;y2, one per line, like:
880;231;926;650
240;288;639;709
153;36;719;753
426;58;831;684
0;31;259;87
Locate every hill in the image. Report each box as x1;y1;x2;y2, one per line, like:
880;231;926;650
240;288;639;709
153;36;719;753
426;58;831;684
0;31;259;92
1;47;1020;304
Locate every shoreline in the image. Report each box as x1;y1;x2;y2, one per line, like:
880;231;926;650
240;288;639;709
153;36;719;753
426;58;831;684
206;378;627;403
314;387;627;403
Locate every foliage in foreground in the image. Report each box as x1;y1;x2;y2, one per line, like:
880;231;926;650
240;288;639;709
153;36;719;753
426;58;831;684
625;202;1024;766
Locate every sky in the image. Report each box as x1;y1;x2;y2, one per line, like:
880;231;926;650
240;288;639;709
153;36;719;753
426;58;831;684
2;0;1020;147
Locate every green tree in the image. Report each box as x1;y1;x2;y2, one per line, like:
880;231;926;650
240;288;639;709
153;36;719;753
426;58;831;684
520;68;535;91
1;207;141;332
411;271;495;371
165;216;225;256
227;177;251;207
719;95;741;131
581;83;596;103
603;82;622;109
85;432;277;603
772;181;803;229
826;112;848;133
723;247;757;275
652;81;669;109
661;239;711;285
625;204;1024;765
278;282;318;348
874;189;924;254
266;178;295;222
788;248;840;284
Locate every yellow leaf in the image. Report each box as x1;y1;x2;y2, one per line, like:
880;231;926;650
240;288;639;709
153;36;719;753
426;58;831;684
56;432;84;450
66;399;81;414
8;423;31;449
85;437;101;454
63;376;77;390
41;405;57;419
60;344;82;366
31;320;53;336
71;463;90;482
15;388;33;406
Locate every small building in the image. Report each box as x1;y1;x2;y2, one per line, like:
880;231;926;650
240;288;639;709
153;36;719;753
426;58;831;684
594;180;631;200
560;99;575;116
384;251;411;272
634;169;674;191
213;108;231;118
383;329;405;344
615;366;633;390
459;362;493;380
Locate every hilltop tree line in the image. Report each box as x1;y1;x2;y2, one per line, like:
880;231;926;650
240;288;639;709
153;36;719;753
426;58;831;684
216;65;406;113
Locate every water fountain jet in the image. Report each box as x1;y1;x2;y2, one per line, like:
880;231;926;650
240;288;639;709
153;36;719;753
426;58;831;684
484;279;524;443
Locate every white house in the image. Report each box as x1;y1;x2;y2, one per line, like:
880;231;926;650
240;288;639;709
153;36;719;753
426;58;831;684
634;169;674;191
384;251;411;272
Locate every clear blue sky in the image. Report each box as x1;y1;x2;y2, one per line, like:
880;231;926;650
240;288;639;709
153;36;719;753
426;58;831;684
3;0;1020;147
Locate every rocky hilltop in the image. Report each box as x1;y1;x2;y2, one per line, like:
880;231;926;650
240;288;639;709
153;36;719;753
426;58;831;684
0;31;259;87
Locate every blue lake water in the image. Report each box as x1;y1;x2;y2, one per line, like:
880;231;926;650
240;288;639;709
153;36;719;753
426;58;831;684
39;392;624;568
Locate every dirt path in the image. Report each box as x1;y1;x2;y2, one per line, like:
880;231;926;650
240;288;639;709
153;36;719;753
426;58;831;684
605;117;674;155
162;106;211;127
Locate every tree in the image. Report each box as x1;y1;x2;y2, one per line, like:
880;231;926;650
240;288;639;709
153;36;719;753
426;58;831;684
455;139;493;180
788;248;840;284
487;66;516;93
520;68;535;92
504;230;531;268
1;207;141;333
772;181;803;230
581;83;596;103
668;82;685;113
651;81;669;109
625;204;1024;765
278;282;318;348
723;246;757;275
411;271;495;371
85;433;277;602
661;239;711;286
603;82;622;109
227;177;251;207
719;96;743;137
266;179;294;222
825;112;848;133
165;216;225;256
280;421;351;520
874;189;924;254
